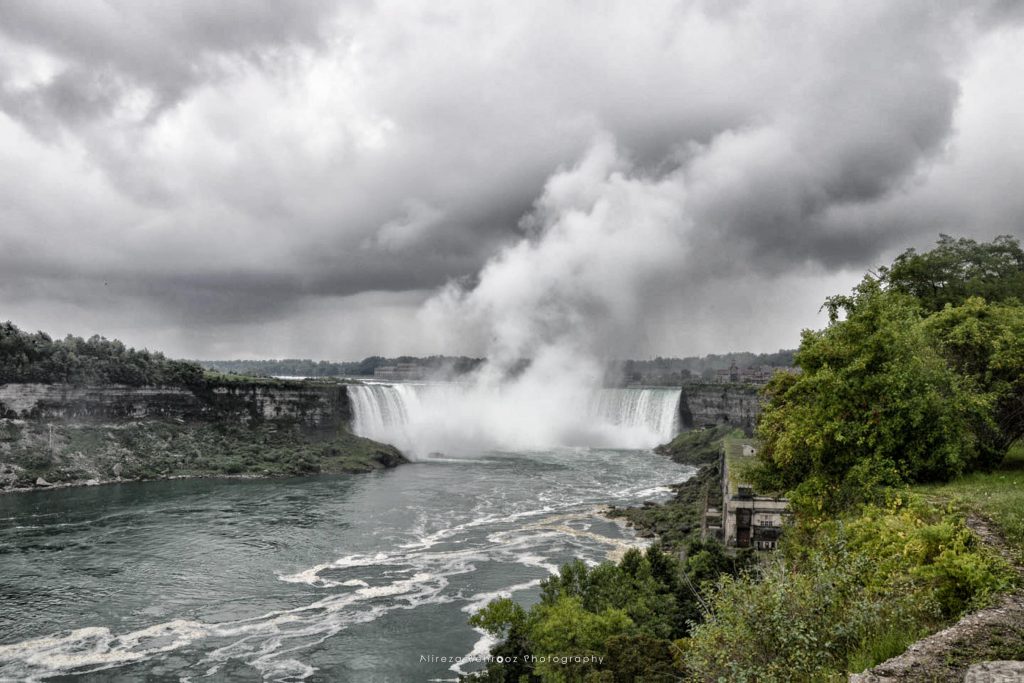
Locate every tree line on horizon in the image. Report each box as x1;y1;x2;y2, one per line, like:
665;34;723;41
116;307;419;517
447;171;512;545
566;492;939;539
0;325;793;387
199;351;797;383
197;355;485;378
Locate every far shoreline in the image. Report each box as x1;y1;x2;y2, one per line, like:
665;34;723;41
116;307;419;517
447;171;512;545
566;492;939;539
0;464;407;497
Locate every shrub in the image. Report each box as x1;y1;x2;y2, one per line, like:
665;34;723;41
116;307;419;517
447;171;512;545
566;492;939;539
681;547;925;682
221;460;246;474
682;496;1014;681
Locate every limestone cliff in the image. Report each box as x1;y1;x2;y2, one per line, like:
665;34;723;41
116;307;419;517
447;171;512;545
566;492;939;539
0;380;404;492
678;383;762;431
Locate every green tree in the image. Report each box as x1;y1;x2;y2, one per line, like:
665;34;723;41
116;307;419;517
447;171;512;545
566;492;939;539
923;297;1024;463
0;320;204;386
753;279;984;514
528;597;632;681
881;234;1024;312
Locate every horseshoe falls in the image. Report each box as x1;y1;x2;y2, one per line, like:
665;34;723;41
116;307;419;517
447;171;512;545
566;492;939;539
347;382;682;456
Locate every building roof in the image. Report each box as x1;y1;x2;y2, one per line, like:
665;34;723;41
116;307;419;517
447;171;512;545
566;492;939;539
723;437;758;497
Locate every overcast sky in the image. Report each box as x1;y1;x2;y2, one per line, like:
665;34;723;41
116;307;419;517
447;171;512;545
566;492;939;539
1;1;1022;361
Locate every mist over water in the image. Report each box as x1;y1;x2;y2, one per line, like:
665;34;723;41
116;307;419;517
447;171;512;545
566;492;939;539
348;382;681;456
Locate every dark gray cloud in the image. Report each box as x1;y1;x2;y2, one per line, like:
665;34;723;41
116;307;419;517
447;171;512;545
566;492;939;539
0;0;342;121
0;1;1022;359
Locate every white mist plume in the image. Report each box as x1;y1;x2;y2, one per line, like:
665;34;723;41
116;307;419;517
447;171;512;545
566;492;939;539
383;137;694;456
425;136;691;366
364;2;998;456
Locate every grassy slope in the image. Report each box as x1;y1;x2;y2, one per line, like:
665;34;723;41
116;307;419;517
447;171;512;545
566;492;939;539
859;442;1024;675
915;442;1024;565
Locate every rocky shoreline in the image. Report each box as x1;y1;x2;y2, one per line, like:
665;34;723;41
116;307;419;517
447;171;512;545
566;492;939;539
1;462;407;496
603;426;737;551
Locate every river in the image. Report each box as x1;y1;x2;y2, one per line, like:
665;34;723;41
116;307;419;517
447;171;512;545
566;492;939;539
0;448;692;681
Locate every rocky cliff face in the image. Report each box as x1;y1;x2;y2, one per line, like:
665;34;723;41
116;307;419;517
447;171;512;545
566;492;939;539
0;381;353;429
678;383;762;431
0;380;401;492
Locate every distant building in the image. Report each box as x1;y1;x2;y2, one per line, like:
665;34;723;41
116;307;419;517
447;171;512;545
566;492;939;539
713;364;799;386
703;438;790;551
373;363;424;380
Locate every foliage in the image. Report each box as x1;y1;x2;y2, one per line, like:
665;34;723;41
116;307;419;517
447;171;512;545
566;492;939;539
681;549;923;681
753;278;986;514
881;234;1024;313
924;298;1024;460
467;544;748;682
812;496;1013;618
754;236;1024;512
681;497;1012;681
916;442;1024;566
527;597;633;680
0;320;204;387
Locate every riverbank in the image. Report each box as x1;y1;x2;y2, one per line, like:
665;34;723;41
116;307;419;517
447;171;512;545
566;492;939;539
605;425;738;550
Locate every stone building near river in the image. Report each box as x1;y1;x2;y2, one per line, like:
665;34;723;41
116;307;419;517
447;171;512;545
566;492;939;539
703;438;790;550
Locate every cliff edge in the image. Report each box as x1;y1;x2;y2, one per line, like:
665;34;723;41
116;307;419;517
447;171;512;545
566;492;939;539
0;378;406;492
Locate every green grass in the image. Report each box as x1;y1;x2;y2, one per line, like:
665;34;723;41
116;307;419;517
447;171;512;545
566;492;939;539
845;625;927;674
655;425;740;465
915;442;1024;563
723;436;762;496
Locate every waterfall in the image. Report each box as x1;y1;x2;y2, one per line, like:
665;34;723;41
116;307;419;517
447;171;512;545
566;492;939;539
347;382;681;455
588;388;681;445
348;383;421;445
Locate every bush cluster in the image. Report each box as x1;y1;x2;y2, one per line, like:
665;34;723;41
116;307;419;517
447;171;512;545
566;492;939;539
680;496;1012;681
467;543;750;682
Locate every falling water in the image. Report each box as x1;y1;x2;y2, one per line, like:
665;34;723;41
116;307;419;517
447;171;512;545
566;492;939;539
347;382;681;454
348;383;421;444
588;388;681;443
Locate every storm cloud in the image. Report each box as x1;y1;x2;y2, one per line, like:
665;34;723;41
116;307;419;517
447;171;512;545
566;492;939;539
0;0;1022;360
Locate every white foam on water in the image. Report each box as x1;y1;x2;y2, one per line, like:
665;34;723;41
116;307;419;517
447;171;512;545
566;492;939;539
515;553;560;575
0;560;458;681
1;447;693;681
0;620;210;675
460;579;544;617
